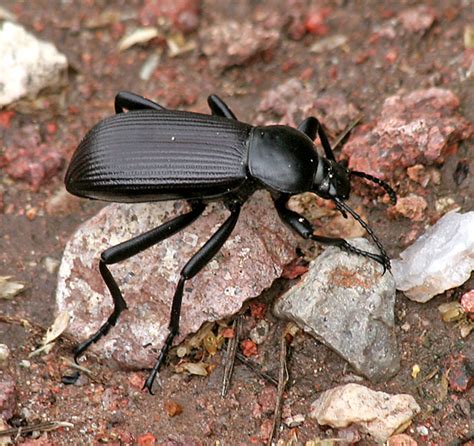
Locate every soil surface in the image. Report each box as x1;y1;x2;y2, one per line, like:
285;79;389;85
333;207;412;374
0;1;473;445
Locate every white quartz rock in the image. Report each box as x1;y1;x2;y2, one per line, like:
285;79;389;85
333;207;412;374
0;21;68;107
392;211;474;302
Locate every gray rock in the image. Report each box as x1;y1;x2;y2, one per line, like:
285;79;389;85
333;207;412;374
0;21;68;107
392;211;474;302
56;190;298;369
274;238;399;382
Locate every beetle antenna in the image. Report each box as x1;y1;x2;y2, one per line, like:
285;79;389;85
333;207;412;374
334;198;390;269
350;170;397;205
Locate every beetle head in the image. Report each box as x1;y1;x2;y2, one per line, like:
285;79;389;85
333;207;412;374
313;158;351;200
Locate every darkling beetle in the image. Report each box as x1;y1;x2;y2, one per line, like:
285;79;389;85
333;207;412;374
65;91;397;393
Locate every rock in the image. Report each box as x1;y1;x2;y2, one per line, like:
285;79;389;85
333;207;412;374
309;383;420;443
274;238;399;382
0;344;10;369
460;290;474;318
257;78;360;134
56;190;298;369
0;125;64;191
388;433;418;446
398;6;436;34
200;20;279;71
392;211;474;302
342;88;472;183
0;21;67;107
390;194;428;221
446;354;473;393
139;0;200;34
0;375;17;421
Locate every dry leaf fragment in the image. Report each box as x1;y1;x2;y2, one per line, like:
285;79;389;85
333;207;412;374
29;311;70;357
164;400;183;417
176;361;208;376
0;276;25;299
411;364;421;379
118;27;159;51
438;302;465;322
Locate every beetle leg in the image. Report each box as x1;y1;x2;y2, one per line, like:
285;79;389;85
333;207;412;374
114;91;166;114
73;201;206;362
207;95;237;120
273;195;391;272
297;117;336;161
143;200;242;394
297;117;318;141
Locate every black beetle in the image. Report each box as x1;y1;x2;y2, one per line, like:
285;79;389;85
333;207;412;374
65;91;397;393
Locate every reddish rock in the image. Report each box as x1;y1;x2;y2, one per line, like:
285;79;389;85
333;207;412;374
0;124;64;191
388;433;418;445
241;339;258;358
342;88;472;182
304;8;331;36
460;290;474;318
258;386;277;415
257;78;360;135
0;374;17;421
447;354;473;392
398;5;436;33
200;20;279;70
139;0;200;33
137;432;156;446
390;194;428;221
1;143;64;192
56;191;298;369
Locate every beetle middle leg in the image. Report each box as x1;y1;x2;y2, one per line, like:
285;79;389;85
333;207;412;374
273;195;391;272
73;200;206;362
143;200;242;394
115;91;166;113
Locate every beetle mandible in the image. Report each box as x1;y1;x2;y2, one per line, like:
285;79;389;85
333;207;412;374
65;91;397;393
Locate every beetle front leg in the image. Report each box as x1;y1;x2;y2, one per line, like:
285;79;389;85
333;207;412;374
274;195;391;271
143;201;242;394
73;201;206;362
115;91;166;113
297;117;336;161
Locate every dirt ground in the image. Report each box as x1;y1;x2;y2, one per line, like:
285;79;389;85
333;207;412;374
0;0;473;445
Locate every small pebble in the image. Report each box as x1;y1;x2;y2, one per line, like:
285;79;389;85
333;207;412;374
283;413;305;428
43;256;60;274
416;425;429;436
19;359;31;368
249;320;270;345
0;344;10;368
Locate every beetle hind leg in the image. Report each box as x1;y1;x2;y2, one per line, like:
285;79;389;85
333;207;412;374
207;94;237;120
73;201;206;362
115;91;166;113
143;201;241;394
